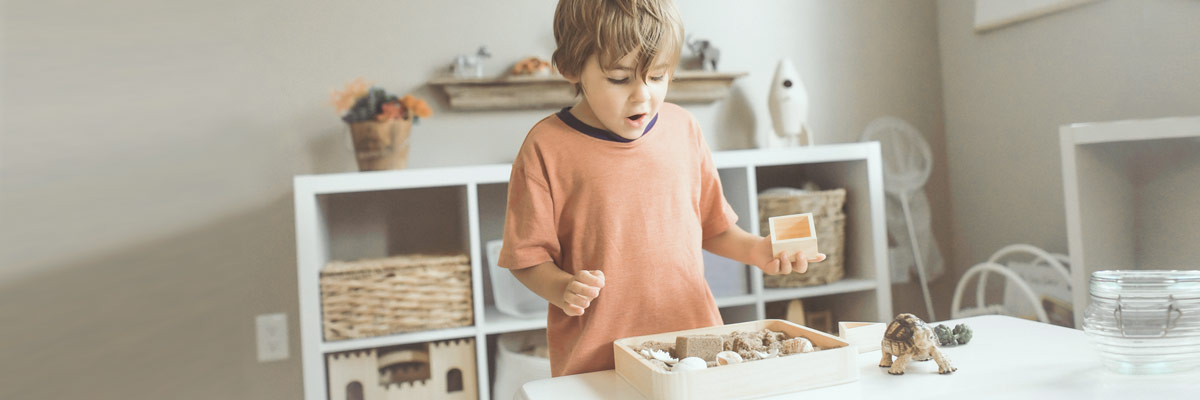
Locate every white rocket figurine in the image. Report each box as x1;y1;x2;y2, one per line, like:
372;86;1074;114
768;58;811;147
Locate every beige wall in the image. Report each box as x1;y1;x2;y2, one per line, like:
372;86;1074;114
0;1;944;398
936;0;1200;295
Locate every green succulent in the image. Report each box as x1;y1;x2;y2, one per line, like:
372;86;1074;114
953;323;973;345
933;324;955;346
343;87;400;123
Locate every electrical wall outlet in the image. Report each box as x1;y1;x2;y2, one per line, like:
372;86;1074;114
256;313;289;362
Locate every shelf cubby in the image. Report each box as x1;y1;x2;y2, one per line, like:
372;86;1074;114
1059;116;1200;326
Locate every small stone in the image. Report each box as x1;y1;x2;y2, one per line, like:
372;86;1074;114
768;341;784;354
676;335;725;361
763;329;787;345
729;334;760;353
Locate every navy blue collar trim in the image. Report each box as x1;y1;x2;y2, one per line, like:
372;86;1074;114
556;107;657;143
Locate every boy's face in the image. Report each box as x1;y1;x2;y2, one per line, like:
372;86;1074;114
566;51;671;140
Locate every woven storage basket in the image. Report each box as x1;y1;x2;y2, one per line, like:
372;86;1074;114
320;254;473;341
758;188;846;288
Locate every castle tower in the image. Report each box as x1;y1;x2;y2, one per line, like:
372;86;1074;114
327;350;387;400
325;338;476;400
419;338;477;400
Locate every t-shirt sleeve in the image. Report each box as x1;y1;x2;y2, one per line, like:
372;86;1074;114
697;127;739;240
497;161;560;270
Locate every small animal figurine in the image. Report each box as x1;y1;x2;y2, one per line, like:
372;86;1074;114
880;313;956;375
453;46;492;78
686;35;720;71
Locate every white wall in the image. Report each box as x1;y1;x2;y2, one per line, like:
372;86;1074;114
937;0;1200;288
1;1;944;398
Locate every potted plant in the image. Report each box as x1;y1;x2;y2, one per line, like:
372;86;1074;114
332;78;432;171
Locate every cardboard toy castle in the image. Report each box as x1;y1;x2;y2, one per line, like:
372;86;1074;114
326;338;477;400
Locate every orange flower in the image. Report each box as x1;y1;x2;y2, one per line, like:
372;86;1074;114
512;57;551;75
414;103;432;119
331;77;370;113
400;95;433;119
377;101;402;121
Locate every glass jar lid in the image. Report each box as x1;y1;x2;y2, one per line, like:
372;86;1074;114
1090;270;1200;300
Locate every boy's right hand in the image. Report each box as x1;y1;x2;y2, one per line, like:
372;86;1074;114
561;269;604;316
751;235;826;275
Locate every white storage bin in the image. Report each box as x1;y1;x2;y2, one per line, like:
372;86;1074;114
494;330;551;400
487;240;548;318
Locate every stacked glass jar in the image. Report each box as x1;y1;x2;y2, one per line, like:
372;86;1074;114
1082;270;1200;374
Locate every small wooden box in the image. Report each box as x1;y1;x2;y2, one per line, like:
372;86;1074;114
768;213;819;262
614;319;858;400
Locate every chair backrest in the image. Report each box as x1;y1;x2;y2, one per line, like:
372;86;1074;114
951;261;1049;322
978;244;1071;308
951;244;1071;323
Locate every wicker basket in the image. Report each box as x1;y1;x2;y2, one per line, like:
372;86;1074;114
758;188;846;288
320;254;473;341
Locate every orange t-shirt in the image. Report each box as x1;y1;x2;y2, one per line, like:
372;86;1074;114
497;103;738;376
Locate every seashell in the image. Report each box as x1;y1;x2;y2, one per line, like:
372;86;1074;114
673;356;708;372
649;359;670;371
716;351;743;366
753;349;780;360
782;337;815;354
649;349;679;364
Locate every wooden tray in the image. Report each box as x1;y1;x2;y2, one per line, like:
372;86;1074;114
614;319;858;400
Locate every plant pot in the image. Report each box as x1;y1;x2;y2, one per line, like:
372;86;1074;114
347;118;412;171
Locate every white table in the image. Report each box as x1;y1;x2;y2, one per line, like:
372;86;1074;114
517;315;1200;399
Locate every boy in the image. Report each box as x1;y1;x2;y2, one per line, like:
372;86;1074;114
497;0;825;377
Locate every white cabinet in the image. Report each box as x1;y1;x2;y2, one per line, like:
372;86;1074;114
1059;116;1200;327
294;143;890;400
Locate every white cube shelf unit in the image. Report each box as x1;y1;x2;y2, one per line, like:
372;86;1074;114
1060;116;1200;327
294;143;890;400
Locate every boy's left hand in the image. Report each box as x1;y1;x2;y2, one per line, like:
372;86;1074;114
751;236;826;275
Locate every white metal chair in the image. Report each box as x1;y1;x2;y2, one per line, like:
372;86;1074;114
951;244;1072;323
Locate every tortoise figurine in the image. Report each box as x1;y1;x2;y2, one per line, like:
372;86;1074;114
879;313;956;375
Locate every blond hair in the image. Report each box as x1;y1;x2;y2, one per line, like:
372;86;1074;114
552;0;684;93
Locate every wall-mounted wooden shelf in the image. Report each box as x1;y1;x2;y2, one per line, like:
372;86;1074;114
428;70;747;111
